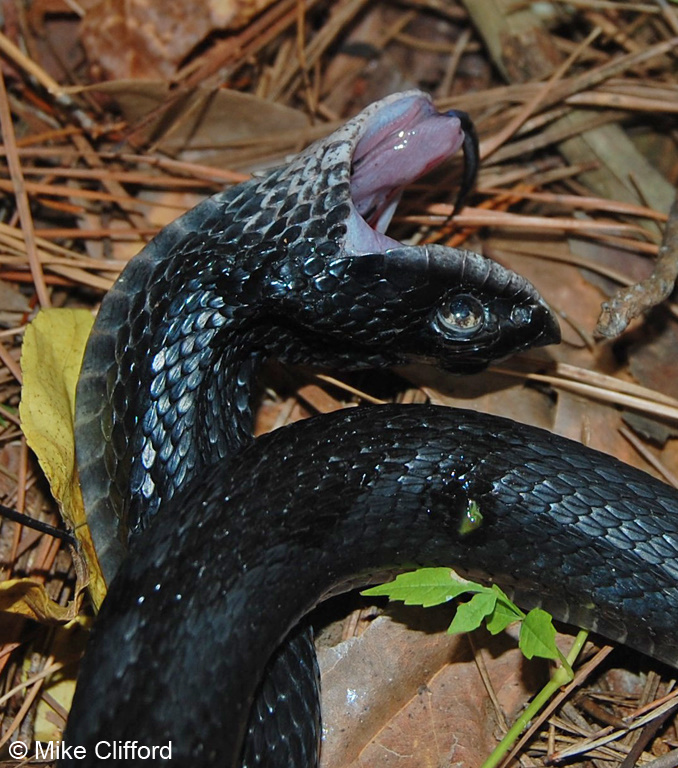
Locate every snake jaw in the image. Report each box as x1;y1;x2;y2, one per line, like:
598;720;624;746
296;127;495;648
307;92;559;371
343;91;467;256
330;92;560;361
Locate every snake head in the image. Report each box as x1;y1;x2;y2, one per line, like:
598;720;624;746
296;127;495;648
282;242;560;374
377;244;560;373
271;90;560;373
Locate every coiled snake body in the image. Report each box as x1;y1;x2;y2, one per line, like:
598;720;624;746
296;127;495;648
63;92;678;767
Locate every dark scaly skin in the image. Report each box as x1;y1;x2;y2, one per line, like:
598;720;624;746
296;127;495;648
71;92;559;767
63;405;678;767
75;91;556;584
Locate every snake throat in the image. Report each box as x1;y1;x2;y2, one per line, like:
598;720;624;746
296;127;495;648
347;93;466;253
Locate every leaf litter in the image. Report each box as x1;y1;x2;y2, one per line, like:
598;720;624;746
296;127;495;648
1;1;678;766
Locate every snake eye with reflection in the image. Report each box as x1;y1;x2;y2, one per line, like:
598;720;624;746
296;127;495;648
435;294;485;339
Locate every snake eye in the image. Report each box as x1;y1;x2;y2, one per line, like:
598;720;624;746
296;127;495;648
435;294;485;339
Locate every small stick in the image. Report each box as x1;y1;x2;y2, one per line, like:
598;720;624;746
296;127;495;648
0;503;76;547
0;70;50;307
597;191;678;338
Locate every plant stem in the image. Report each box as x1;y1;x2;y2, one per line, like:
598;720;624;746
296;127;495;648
480;629;589;768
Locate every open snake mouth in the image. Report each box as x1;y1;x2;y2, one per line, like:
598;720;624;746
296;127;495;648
345;93;470;255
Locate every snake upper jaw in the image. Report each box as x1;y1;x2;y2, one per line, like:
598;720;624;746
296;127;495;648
431;291;561;374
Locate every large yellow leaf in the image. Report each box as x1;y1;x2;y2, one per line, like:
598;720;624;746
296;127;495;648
18;308;107;612
32;617;91;743
20;309;92;513
0;578;81;623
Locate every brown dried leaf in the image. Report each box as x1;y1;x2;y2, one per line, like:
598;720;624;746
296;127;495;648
0;578;79;623
89;81;310;160
81;0;280;79
319;609;547;768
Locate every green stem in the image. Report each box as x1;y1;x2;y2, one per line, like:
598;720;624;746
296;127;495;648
480;629;589;768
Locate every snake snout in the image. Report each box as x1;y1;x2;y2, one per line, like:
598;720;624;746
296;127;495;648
531;300;561;348
378;244;560;372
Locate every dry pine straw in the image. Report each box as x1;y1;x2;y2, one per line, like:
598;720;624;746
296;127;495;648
0;1;678;764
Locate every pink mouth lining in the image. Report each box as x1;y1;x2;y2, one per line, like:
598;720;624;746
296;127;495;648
344;94;465;256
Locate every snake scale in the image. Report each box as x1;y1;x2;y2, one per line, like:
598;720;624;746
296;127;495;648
61;91;678;767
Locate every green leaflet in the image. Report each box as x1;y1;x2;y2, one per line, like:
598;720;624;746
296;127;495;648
447;590;496;634
362;567;559;660
362;567;477;607
519;608;559;660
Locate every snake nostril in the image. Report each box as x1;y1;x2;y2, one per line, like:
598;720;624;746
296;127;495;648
509;305;533;327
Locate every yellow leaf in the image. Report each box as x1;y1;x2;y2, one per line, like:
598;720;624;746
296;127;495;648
20;308;92;514
33;618;91;743
0;579;80;623
19;308;107;610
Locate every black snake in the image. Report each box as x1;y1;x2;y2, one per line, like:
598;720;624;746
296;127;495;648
61;91;678;767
